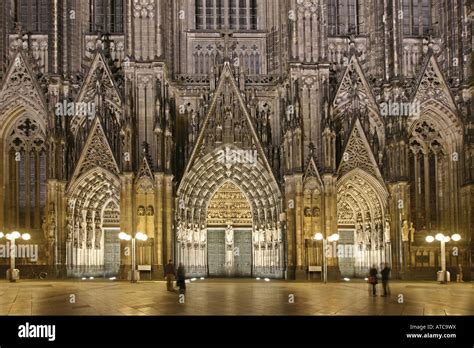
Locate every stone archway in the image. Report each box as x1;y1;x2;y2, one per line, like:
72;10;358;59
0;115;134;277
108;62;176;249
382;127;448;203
66;168;120;277
176;144;284;278
337;169;389;277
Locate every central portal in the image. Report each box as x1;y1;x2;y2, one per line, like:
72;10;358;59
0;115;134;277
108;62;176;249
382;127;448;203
206;182;253;277
207;228;252;277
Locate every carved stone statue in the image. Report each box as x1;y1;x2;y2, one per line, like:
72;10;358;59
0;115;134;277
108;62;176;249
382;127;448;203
409;222;415;243
86;215;94;249
66;216;73;242
176;221;184;242
384;220;391;243
186;224;193;243
200;225;207;245
137;205;146;216
94;220;102;249
225;224;233;246
146;205;154;216
74;220;80;248
41;217;48;239
79;218;86;249
193;224;200;244
402;220;409;242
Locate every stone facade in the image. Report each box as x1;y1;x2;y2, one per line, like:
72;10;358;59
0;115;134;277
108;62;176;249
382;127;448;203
0;0;472;280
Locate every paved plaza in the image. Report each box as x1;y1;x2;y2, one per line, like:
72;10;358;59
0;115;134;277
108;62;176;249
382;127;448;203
0;279;472;316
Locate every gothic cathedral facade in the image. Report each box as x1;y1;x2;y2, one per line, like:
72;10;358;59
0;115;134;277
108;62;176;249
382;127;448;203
0;0;472;280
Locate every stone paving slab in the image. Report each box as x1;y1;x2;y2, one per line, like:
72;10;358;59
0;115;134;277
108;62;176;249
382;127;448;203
0;279;472;316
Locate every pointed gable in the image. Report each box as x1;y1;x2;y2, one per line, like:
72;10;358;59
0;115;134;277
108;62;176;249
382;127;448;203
304;156;323;185
337;117;383;182
0;52;47;124
333;55;378;114
135;155;155;193
183;61;274;176
69;117;120;185
412;52;457;112
71;52;122;135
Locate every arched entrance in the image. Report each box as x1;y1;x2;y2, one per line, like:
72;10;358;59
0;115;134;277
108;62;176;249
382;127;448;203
176;145;284;278
66;168;121;277
337;169;389;277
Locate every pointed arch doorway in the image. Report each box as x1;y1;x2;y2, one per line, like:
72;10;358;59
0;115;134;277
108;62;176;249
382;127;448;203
337;170;389;277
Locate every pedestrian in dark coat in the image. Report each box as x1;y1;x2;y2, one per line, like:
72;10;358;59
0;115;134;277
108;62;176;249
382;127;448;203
176;263;186;294
368;265;378;296
164;259;176;291
381;263;391;296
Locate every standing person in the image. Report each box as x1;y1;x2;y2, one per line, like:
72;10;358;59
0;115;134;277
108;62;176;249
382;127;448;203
368;265;378;297
456;264;463;282
381;263;391;297
176;263;186;294
164;259;176;291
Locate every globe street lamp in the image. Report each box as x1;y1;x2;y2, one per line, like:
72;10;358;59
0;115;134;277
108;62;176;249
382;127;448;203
425;233;461;284
119;232;148;283
313;232;340;284
0;231;31;282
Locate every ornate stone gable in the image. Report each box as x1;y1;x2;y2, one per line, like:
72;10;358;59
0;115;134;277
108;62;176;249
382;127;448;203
337;117;383;182
303;156;323;185
333;54;378;115
412;53;457;112
182;61;274;178
135;156;155;193
69;117;120;185
0;52;47;124
71;52;123;135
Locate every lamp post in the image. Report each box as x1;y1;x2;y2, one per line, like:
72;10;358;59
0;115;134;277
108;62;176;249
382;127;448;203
119;231;148;283
313;232;340;283
0;231;31;282
425;233;461;284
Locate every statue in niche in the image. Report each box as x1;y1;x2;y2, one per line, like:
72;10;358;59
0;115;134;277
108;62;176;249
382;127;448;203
200;225;207;246
146;205;154;216
186;224;193;244
65;216;73;242
304;207;312;217
312;207;320;217
235;121;242;142
79;218;86;248
224;110;233;136
225;225;233;247
258;225;265;244
216;123;223;142
176;221;184;242
356;223;364;248
401;220;409;242
86;217;94;249
265;224;272;244
41;217;48;240
94;220;102;249
384;220;391;243
137;206;146;216
193;224;200;244
364;223;372;248
409;222;415;243
48;205;56;239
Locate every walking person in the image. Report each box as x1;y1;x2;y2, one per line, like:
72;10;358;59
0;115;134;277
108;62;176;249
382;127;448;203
176;263;186;295
368;265;378;297
381;263;391;297
164;259;176;291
